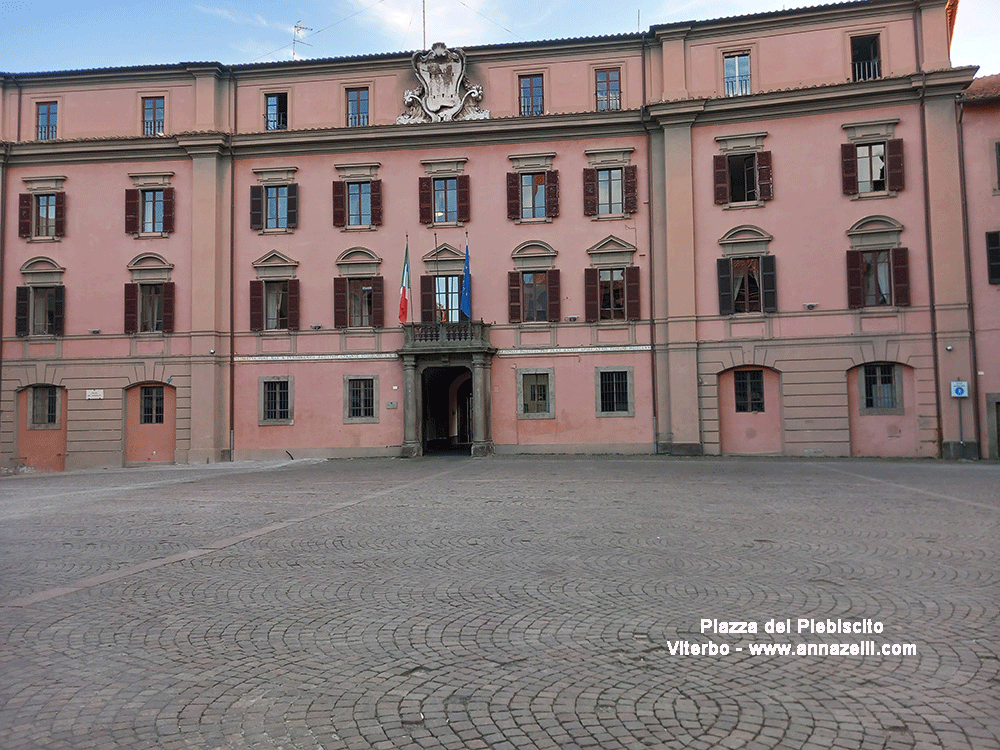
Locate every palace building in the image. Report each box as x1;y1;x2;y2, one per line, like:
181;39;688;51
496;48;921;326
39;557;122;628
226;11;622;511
3;0;997;470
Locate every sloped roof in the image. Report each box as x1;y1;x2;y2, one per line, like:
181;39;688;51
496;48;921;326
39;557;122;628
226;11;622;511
965;74;1000;100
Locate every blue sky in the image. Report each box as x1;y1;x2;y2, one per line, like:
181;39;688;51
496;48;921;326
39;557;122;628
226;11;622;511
1;0;996;76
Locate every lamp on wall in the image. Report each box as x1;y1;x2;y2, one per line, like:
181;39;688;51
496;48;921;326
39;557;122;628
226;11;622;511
803;303;818;310
310;323;322;329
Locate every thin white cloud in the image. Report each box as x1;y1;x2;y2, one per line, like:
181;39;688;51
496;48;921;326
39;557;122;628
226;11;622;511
348;0;505;51
193;4;288;30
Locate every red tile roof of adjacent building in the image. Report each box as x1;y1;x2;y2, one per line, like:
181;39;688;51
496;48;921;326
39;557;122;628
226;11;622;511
965;74;1000;100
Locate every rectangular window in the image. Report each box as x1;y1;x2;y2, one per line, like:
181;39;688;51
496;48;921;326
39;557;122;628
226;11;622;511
142;96;165;135
265;92;287;130
266;185;288;229
596;69;621;111
265;280;289;330
37;102;57;140
32;287;59;335
860;250;891;306
519;75;543;116
851;35;881;82
141;190;164;233
728;153;758;203
987;231;1000;285
433;177;458;223
597;168;623;215
856;143;886;193
348;182;371;226
349;278;374;327
847;247;909;308
34;194;57;237
864;363;897;410
996;143;1000;191
139;283;164;332
734;370;765;412
520;271;549;322
348;378;375;418
140;385;165;424
599;370;631;414
724;53;751;96
347;88;369;127
521;173;546;219
32;386;58;425
434;275;463;322
732;257;762;313
262;379;291;422
522;373;549;414
599;268;625;320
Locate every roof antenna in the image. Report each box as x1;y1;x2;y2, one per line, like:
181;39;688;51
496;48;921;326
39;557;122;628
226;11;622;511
292;21;313;60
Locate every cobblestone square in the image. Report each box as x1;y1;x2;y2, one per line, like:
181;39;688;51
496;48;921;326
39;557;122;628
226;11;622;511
1;456;998;749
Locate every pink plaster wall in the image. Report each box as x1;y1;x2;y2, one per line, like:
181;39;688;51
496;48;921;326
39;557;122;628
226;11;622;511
718;367;783;454
124;383;176;463
15;387;67;472
847;364;919;457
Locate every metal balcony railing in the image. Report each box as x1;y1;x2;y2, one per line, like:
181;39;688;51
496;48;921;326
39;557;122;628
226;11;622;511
37;124;58;140
724;75;752;97
852;59;881;82
143;119;164;136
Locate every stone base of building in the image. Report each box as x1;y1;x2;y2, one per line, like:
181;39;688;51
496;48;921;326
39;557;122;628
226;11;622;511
657;442;704;456
941;441;980;460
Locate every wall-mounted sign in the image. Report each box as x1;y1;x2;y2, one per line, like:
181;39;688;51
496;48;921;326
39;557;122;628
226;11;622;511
85;389;104;400
950;381;968;398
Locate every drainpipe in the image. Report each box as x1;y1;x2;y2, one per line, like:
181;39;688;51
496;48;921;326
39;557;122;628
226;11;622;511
228;71;237;461
955;94;982;456
1;139;9;452
641;31;660;455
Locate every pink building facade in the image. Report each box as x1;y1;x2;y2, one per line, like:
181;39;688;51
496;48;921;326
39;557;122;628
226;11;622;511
2;0;992;470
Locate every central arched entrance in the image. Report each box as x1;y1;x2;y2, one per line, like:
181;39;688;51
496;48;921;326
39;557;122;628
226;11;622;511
422;366;472;453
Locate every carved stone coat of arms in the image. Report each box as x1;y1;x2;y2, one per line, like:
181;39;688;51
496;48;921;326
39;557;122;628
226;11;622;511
396;43;490;124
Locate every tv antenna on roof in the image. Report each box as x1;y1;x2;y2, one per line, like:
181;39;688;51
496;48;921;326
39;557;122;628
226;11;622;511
292;21;313;60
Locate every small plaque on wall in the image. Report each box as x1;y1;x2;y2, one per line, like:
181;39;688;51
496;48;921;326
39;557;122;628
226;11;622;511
86;389;104;400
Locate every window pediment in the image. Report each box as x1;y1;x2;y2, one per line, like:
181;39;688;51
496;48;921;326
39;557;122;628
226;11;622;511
511;240;557;271
22;175;66;193
585;235;636;267
421;243;465;274
252;250;299;279
719;225;773;256
336;247;382;277
847;215;903;248
585;148;634;168
253;166;298;185
334;162;381;180
421;158;468;176
508;153;556;172
715;131;768;153
129;172;174;188
127;252;175;282
842;118;898;143
20;256;66;285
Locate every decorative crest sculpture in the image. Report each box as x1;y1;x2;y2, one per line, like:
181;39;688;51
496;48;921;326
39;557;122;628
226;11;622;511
396;43;490;124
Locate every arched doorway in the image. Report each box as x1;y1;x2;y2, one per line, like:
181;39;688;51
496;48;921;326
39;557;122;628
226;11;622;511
16;384;67;472
718;366;783;454
124;382;176;464
422;366;472;454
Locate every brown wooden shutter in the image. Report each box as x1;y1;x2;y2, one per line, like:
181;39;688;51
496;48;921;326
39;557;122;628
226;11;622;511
370;180;383;226
124;283;139;334
506;173;520;220
18;194;32;237
624;266;640;320
54;192;66;237
52;286;65;335
582;168;598;216
420;276;435;322
125;189;140;234
546;170;560;218
584;267;599;321
623;165;639;214
15;287;30;336
333;277;348;328
371;276;384;328
761;254;777;312
756;151;773;202
457;175;471;223
162;282;175;333
250;185;263;229
886;139;904;192
287;278;300;330
547;268;561;322
332;181;346;227
841;143;858;195
418;177;432;224
717;258;734;315
162;188;175;233
891;247;910;306
987;232;1000;285
249;280;264;331
846;251;865;308
508;271;522;323
285;183;298;228
714;155;729;204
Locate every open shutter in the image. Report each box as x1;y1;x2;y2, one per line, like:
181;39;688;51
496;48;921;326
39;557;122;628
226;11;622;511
18;194;32;237
582;168;598;216
370;180;383;226
52;286;65;335
333;277;348;328
886;139;904;192
846;251;865;308
285;183;298;228
54;192;66;237
714;155;729;204
546;170;560;218
124;283;139;334
15;287;30;336
624;266;640;320
508;271;522;323
584;268;600;321
717;258;734;315
371;276;385;328
841;143;858;195
987;232;1000;285
125;189;140;234
506;173;520;220
162;188;175;233
287;278;300;330
250;185;263;230
547;269;561;322
761;255;777;312
418;177;432;224
891;247;910;306
457;175;471;223
332;182;346;227
623;165;639;214
162;282;175;333
756;151;773;202
249;280;264;331
420;275;435;322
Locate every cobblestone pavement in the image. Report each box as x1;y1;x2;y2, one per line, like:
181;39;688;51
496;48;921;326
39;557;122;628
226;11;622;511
1;456;998;750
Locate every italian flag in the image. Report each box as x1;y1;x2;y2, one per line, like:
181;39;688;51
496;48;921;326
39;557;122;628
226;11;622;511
399;240;411;324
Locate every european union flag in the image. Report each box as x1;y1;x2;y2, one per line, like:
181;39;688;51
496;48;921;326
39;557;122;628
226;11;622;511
460;239;472;318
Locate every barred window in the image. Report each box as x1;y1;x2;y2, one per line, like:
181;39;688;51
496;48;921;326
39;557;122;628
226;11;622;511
348;378;375;419
140;386;164;424
864;363;896;409
32;386;58;425
599;370;630;413
734;370;765;412
261;379;291;423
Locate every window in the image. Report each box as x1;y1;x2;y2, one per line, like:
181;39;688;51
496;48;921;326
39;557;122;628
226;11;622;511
34;194;57;237
124;282;175;334
860;363;902;415
125;186;174;235
15;286;65;336
142;190;164;232
140;283;164;332
343;375;379;423
596;69;621;111
259;377;292;424
434;275;462;322
842;140;903;195
598;169;623;215
583;165;637;217
518;369;554;418
506;170;559;221
332;180;382;228
265;93;287;130
265;281;289;330
995;143;1000;191
846;247;910;308
348;182;371;226
347;88;369;127
37;102;57;140
724;53;751;96
32;386;58;426
851;35;881;82
521;173;546;219
249;184;298;231
249;278;299;332
713;151;773;205
857;143;885;193
987;232;1000;285
734;370;765;412
142;97;164;135
434;177;457;223
267;185;288;229
140;386;164;424
519;75;543;116
333;276;384;328
584;266;639;322
418;175;470;225
599;268;625;320
717;256;777;315
596;367;634;417
508;269;559;323
349;278;374;326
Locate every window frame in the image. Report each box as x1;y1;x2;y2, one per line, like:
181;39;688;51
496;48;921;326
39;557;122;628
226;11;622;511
734;369;765;413
596;168;624;216
595;68;621;111
34;193;58;238
517;368;555;419
140;385;165;425
846;247;910;308
265;185;289;230
348;277;375;327
346;87;369;127
987;231;1000;285
717;254;777;315
519;74;544;116
264;280;289;330
258;376;293;425
859;362;903;416
140;189;165;233
29;385;60;429
139;283;165;333
343;375;380;424
850;34;881;82
30;286;61;336
265;92;288;131
36;102;58;140
347;181;372;226
723;52;752;96
595;366;634;417
142;96;165;135
520;172;547;220
433;177;458;223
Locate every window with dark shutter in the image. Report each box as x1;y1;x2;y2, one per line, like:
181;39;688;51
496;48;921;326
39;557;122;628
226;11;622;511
285;184;298;228
15;286;30;336
761;254;777;312
891;247;910;306
547;269;561;322
332;182;346;227
18;194;32;237
162;282;175;333
162;188;175;233
52;286;65;335
508;271;522;323
456;175;471;223
987;232;1000;285
506;173;520;220
846;251;865;308
583;169;598;216
124;283;139;333
757;151;773;201
370;276;385;328
546;171;560;218
623;166;639;214
250;185;263;229
53;193;66;237
717;258;734;315
370;180;383;226
249;280;264;331
286;278;300;330
886;139;904;192
624;266;640;320
841;143;859;195
418;177;433;224
419;275;435;322
125;190;140;234
584;267;600;321
714;155;729;204
333;277;348;328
